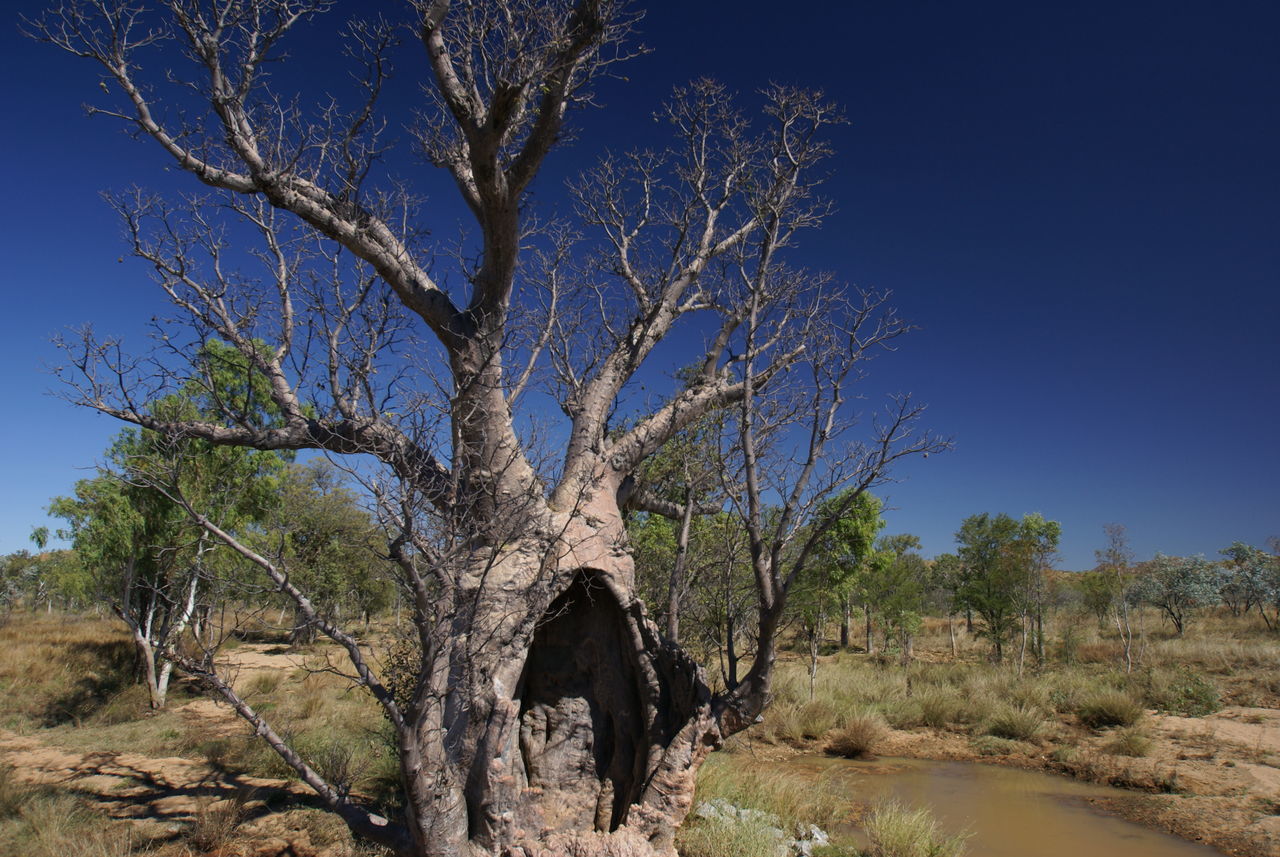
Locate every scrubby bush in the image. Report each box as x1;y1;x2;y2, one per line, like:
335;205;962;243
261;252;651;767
1137;667;1220;716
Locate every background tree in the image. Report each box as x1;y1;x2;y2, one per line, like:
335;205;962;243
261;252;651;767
626;412;725;644
811;490;884;651
2;530;90;614
1093;523;1138;671
1218;541;1278;628
870;533;926;664
1131;553;1220;636
32;3;944;854
48;344;284;708
954;512;1060;663
929;552;965;658
1015;513;1061;671
269;459;395;645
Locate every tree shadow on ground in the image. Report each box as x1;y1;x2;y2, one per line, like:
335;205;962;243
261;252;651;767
42;638;136;726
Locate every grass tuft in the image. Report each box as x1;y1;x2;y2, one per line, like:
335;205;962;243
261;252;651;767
983;704;1043;741
1076;690;1144;729
677;811;786;857
1104;726;1153;757
862;800;969;857
825;711;888;759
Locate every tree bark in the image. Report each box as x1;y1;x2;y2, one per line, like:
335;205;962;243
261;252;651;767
407;507;719;857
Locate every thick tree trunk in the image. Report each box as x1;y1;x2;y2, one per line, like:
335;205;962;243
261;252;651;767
394;501;719;857
290;604;318;647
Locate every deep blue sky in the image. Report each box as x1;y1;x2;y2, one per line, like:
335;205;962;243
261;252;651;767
2;1;1276;569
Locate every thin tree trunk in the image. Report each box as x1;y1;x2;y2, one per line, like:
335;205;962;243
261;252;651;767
1017;612;1028;677
864;606;876;655
1034;609;1045;663
840;595;851;649
807;623;820;701
665;488;695;644
726;614;739;689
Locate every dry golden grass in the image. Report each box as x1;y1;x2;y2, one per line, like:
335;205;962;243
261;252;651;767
693;754;848;831
0;614;134;728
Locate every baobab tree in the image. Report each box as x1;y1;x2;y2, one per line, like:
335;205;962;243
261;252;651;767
31;2;944;855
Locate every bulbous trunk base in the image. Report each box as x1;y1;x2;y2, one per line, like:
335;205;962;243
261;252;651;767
453;570;717;857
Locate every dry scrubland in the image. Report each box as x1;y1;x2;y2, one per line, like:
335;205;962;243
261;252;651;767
1;611;1278;857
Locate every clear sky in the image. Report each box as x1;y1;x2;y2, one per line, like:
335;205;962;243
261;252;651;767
1;1;1276;570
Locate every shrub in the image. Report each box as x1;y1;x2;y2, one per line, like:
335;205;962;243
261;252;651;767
244;670;284;697
91;684;152;726
983;704;1043;741
1;790;151;857
880;698;924;730
1138;667;1220;717
825;712;887;759
1077;690;1144;729
762;701;803;744
862;800;969;857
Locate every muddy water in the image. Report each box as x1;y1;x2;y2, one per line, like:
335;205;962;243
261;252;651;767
790;756;1224;857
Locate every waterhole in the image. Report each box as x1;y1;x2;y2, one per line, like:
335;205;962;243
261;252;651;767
791;756;1224;857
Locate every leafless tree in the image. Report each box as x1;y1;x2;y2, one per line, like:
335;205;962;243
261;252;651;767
31;2;945;855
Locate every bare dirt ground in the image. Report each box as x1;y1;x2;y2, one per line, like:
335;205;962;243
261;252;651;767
1;642;359;857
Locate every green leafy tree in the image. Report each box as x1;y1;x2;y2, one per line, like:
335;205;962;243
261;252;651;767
954;512;1060;663
809;492;885;654
870;534;926;664
49;343;285;708
1016;513;1061;670
626;407;725;644
790;495;883;695
269;459;395;645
